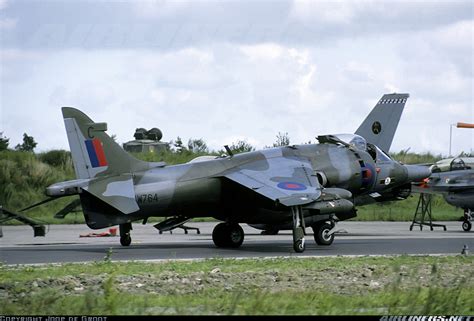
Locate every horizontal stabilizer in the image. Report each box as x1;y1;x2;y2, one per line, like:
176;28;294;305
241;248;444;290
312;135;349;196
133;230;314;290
83;174;139;214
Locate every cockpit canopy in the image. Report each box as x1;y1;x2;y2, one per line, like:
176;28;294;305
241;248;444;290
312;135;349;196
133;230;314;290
333;133;392;162
431;157;474;172
333;134;367;151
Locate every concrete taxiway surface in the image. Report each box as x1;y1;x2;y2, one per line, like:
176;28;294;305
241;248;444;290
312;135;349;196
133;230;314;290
0;221;472;265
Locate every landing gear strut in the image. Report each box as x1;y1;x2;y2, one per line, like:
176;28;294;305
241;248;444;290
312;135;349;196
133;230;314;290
212;223;245;248
119;222;132;246
292;206;306;253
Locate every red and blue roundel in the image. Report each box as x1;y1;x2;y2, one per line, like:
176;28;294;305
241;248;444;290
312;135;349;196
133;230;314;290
277;182;307;191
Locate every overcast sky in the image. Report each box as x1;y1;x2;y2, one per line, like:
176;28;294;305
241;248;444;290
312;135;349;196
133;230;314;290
1;0;473;156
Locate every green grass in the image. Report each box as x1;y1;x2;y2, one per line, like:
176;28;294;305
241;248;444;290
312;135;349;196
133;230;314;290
390;150;443;165
2;287;471;315
0;255;469;279
355;195;463;221
0;150;84;224
1;256;473;315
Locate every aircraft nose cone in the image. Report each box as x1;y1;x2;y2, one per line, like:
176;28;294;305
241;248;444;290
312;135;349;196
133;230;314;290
405;164;432;182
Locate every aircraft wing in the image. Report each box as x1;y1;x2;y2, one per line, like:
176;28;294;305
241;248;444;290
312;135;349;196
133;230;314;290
223;155;322;206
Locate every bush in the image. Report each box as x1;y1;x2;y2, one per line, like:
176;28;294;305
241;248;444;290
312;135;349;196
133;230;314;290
38;150;72;168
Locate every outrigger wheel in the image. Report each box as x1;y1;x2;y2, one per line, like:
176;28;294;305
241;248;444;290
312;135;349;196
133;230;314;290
312;221;335;246
292;206;306;253
462;221;472;232
119;223;132;246
462;209;472;232
212;223;245;248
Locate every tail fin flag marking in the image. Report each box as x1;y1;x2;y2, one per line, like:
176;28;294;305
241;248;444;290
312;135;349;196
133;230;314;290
85;138;108;168
62;107;155;180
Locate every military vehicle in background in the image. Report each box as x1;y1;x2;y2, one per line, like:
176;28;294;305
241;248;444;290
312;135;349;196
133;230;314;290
123;127;169;153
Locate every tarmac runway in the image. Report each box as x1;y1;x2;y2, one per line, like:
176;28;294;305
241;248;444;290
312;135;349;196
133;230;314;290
0;221;472;265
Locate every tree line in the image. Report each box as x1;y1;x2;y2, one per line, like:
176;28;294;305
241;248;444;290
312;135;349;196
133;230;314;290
1;130;471;163
0;132;37;152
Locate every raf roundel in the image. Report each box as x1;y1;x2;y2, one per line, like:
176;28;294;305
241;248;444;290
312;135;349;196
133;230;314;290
277;182;307;191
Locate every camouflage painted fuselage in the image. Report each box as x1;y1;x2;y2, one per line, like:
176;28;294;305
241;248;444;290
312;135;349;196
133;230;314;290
54;105;430;230
79;143;414;229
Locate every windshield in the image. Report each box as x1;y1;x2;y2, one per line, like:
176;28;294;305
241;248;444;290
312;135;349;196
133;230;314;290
375;146;391;162
333;134;367;151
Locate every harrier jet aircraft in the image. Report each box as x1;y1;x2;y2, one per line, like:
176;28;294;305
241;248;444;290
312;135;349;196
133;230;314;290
31;93;430;252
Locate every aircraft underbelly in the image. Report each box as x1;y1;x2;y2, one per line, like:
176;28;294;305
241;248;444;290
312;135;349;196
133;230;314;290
444;192;474;209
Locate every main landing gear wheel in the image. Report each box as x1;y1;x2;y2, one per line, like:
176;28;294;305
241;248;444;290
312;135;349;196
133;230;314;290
462;221;472;232
212;223;245;248
119;223;132;247
120;234;131;246
312;222;335;246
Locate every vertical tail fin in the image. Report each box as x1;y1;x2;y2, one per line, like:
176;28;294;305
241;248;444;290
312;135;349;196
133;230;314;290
355;93;409;152
62;107;149;179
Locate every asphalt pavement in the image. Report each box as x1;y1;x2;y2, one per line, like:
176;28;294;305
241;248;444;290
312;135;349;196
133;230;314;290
0;221;472;265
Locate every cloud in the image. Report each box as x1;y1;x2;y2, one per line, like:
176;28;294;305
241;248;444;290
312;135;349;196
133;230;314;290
0;1;472;156
0;0;16;30
0;0;8;10
290;0;364;24
0;17;16;29
132;0;190;19
2;0;472;50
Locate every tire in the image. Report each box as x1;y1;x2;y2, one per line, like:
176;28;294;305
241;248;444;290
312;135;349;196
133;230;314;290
120;235;131;246
228;224;245;248
212;223;228;247
462;221;472;232
212;223;244;248
293;238;305;253
313;223;335;246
